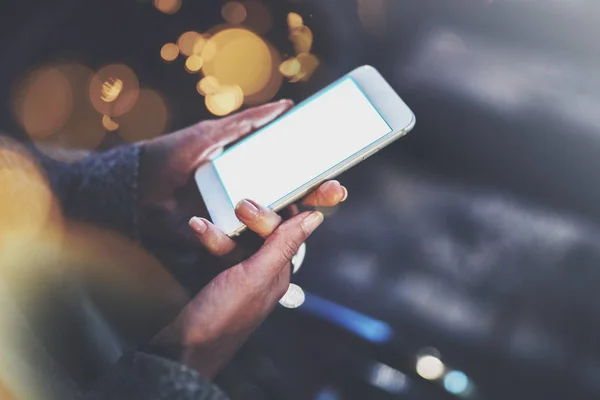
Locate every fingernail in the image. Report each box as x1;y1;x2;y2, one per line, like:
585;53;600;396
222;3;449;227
189;217;207;234
301;211;324;234
340;186;349;202
206;147;224;159
236;199;259;220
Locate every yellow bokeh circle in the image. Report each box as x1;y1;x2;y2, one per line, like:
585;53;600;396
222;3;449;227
201;28;271;97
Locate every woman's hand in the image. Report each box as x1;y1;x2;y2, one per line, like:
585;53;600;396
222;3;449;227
138;100;347;247
152;191;347;378
142;100;348;378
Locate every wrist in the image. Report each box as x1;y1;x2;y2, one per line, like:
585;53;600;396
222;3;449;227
140;342;222;379
140;342;187;362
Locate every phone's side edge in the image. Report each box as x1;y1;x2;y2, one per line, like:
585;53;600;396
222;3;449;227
195;163;246;236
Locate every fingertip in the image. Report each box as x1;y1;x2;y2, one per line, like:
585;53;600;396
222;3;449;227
191;217;237;256
238;199;283;238
260;98;294;113
323;181;346;203
235;199;260;221
278;98;294;107
319;180;345;206
301;211;324;235
189;217;208;234
324;179;341;188
264;99;294;117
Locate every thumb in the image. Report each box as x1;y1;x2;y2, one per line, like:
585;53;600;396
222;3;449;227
204;99;294;150
163;99;294;174
242;211;324;292
220;99;294;135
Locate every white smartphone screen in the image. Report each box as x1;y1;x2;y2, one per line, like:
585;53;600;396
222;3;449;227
212;77;392;209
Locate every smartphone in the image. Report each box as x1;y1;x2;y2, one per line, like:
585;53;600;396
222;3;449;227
195;65;416;237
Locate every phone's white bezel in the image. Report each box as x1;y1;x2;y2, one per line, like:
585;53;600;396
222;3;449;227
196;65;416;236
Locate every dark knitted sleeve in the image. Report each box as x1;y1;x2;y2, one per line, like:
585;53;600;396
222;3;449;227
38;144;142;240
88;352;229;400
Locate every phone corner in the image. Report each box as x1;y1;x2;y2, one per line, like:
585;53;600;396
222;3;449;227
407;113;417;132
194;163;205;179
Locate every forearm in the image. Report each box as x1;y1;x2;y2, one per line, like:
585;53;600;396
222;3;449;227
87;351;229;400
37;144;142;240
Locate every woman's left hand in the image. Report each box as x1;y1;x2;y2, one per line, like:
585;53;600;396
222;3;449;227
138;100;347;248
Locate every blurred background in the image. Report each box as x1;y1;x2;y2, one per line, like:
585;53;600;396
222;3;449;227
3;0;600;399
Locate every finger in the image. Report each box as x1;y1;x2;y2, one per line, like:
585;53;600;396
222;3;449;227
189;217;237;256
235;199;282;238
209;99;294;148
302;180;348;208
181;100;294;168
241;211;324;285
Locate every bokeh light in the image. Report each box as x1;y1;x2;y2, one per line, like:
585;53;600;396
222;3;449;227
101;115;119;132
160;43;179;62
291;53;320;82
246;42;283;104
279;283;306;308
196;76;220;96
280;12;320;83
53;63;107;159
89;64;140;117
416;355;445;380
357;0;388;37
0;218;188;393
281;53;320;83
154;0;181;14
287;12;304;30
118;88;170;142
205;84;244;116
185;55;204;73
202;27;282;104
177;31;204;56
101;78;123;103
279;57;301;78
200;38;218;63
222;1;247;25
13;66;73;140
368;362;408;394
443;370;470;395
13;63;107;161
291;242;306;274
0;381;17;400
290;25;313;54
242;0;273;35
0;140;59;248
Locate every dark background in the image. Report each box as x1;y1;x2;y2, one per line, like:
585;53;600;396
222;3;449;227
3;0;600;399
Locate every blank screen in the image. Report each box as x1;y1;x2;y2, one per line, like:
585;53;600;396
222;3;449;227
213;77;392;209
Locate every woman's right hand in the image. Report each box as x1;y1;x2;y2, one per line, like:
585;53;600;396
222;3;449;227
151;182;348;378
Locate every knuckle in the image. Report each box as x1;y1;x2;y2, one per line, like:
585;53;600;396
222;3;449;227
263;212;282;231
207;236;229;256
200;119;218;130
186;120;213;141
278;233;301;262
